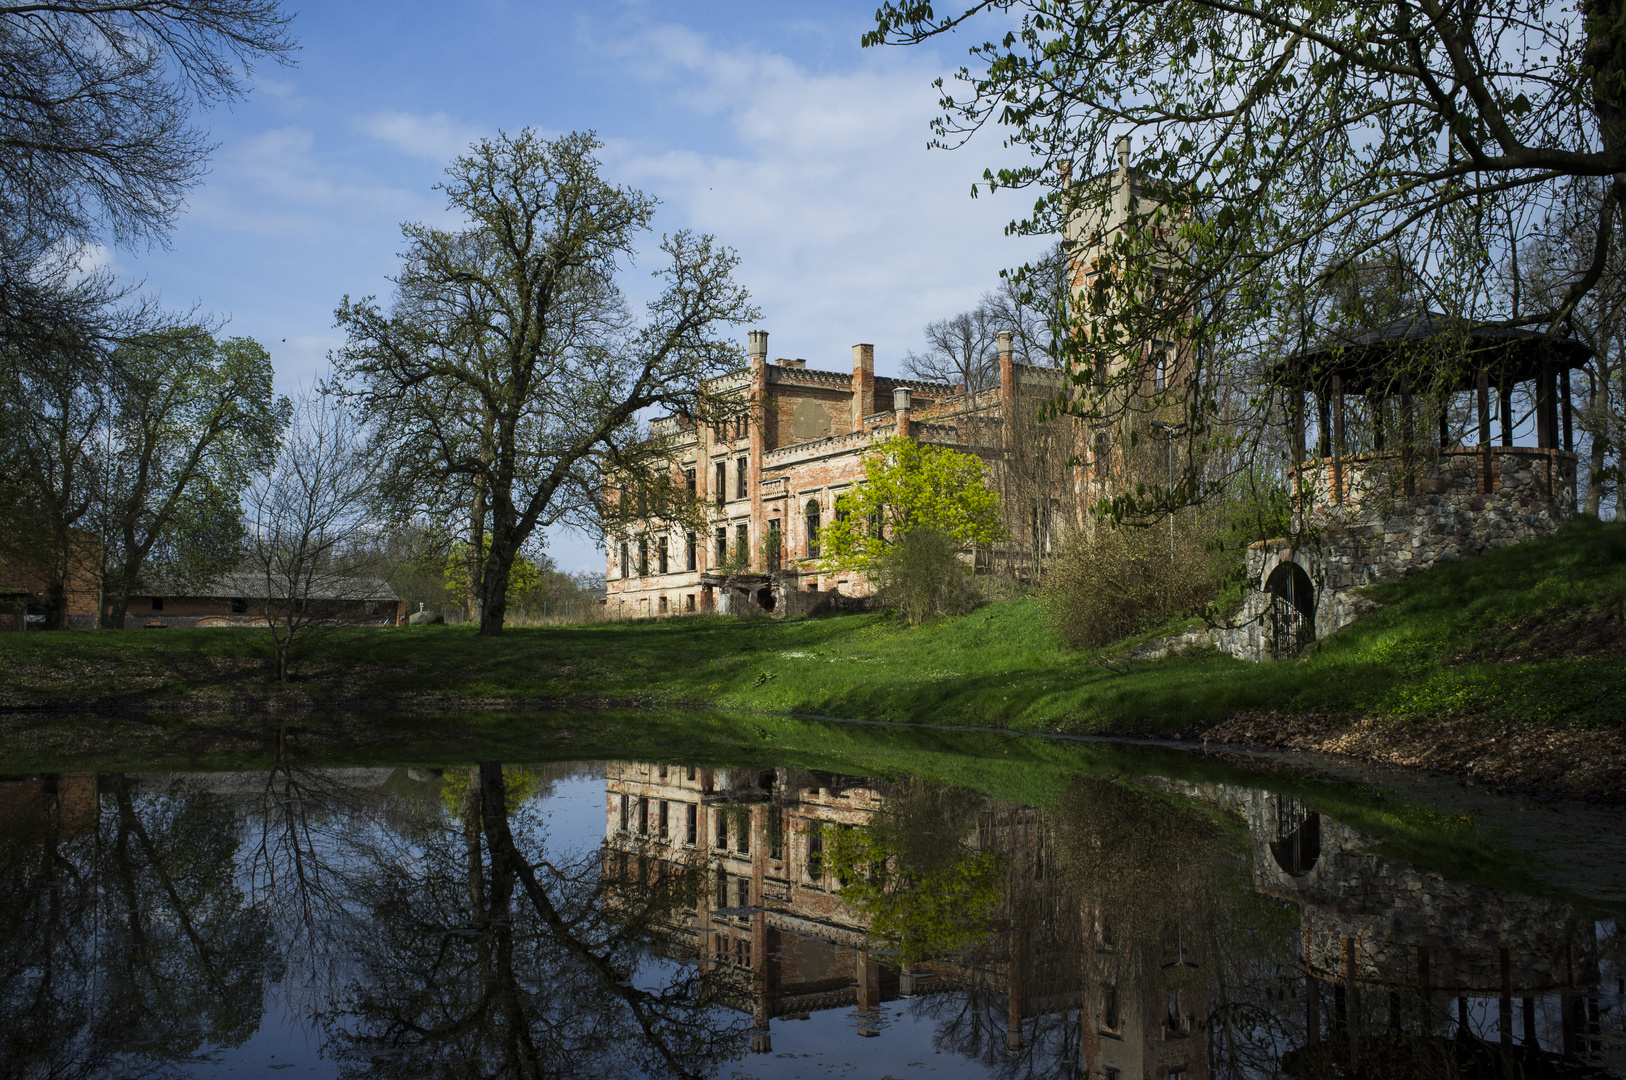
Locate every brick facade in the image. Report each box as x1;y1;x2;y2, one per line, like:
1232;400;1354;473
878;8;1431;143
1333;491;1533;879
606;332;1082;617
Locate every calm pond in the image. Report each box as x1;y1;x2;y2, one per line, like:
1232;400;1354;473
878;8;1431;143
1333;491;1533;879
1;730;1621;1079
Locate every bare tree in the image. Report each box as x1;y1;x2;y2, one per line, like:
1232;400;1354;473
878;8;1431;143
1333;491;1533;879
1519;181;1626;518
905;307;1000;390
0;0;296;249
241;389;382;681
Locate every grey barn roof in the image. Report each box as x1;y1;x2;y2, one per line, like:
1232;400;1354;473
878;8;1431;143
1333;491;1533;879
139;571;399;602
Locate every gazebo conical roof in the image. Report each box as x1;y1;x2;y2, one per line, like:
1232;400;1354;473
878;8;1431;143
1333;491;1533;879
1276;312;1592;395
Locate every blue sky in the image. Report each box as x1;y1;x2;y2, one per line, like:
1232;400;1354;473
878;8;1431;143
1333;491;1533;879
106;2;1051;573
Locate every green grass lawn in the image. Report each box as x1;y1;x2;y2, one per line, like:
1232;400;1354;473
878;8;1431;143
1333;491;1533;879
3;518;1623;735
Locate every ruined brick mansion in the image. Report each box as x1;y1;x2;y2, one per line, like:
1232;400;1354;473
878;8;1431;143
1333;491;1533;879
604;142;1177;618
603;331;1076;618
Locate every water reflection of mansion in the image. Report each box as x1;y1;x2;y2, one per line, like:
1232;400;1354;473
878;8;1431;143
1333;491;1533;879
605;765;1618;1079
601;763;1208;1078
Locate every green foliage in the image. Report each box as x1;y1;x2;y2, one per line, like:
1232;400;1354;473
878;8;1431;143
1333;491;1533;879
97;330;288;620
823;783;1007;965
819;437;1004;572
871;527;975;625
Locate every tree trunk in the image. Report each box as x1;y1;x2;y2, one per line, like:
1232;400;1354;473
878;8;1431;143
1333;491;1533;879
479;530;515;637
102;574;133;630
467;475;487;624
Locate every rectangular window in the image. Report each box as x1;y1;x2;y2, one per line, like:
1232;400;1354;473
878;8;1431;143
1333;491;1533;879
619;542;629;579
1102;984;1121;1031
658;536;669;574
658;800;669;838
765;520;781;572
658;595;668;613
715;869;727;908
638;537;649;577
685;532;697;572
807;827;823;882
152;597;163;611
715;462;726;507
768;808;784;860
714;811;728;850
687;765;696;781
637;797;648;835
230;597;248;614
686;802;698;845
734;876;749;908
736;456;748;499
736;817;750;855
735;524;749;567
715;526;727;565
619;793;629;832
685;468;696;494
685;593;695;612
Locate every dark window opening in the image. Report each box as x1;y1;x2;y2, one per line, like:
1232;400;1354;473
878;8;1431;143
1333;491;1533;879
686;532;697;572
765;521;781;572
735;524;749;567
715;526;727;565
658;536;669;574
638;537;649;577
151;597;164;611
807;827;823;882
230;597;248;614
714;811;728;850
637;797;648;835
685;468;696;494
619;793;629;832
686;802;698;845
658;800;669;838
715;462;726;507
805;499;821;558
619;542;629;579
735;456;748;499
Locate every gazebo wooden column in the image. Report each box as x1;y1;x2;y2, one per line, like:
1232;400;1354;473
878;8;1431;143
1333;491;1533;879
1561;368;1574;452
1400;378;1415;497
1536;364;1555;449
1331;374;1345;504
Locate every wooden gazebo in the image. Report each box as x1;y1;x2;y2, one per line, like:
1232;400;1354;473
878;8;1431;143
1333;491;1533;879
1273;313;1591;503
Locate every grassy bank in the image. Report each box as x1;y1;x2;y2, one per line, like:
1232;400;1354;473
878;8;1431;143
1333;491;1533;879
1;520;1623;788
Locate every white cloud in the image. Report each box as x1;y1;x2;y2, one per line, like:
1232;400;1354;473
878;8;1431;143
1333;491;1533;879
598;22;1051;376
356;110;486;164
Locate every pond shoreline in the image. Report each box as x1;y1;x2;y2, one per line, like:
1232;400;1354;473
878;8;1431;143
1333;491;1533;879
3;694;1620;803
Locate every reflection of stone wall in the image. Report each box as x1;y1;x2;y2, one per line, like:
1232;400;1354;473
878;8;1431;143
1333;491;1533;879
1143;779;1601;999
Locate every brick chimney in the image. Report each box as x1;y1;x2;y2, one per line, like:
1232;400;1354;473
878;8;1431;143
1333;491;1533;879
852;343;875;429
893;386;912;439
997;330;1015;420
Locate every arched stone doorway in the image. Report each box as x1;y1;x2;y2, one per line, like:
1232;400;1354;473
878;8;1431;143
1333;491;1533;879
1265;560;1315;658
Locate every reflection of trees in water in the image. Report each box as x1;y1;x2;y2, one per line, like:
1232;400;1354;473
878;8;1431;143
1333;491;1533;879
0;775;274;1079
318;762;743;1079
1054;778;1301;1080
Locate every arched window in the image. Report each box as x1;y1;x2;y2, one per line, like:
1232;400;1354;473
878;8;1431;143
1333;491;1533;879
805;499;821;558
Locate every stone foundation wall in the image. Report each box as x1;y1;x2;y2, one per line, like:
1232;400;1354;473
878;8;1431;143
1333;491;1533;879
1132;446;1577;662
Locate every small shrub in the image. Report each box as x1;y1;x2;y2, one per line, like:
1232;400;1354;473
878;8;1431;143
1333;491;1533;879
1044;521;1215;648
872;528;974;626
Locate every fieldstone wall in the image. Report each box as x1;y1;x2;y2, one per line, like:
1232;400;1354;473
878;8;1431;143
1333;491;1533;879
1131;446;1577;662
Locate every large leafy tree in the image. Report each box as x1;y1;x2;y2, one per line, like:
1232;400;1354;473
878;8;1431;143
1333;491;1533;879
867;0;1626;520
335;129;758;636
96;329;287;627
819;437;1005;571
